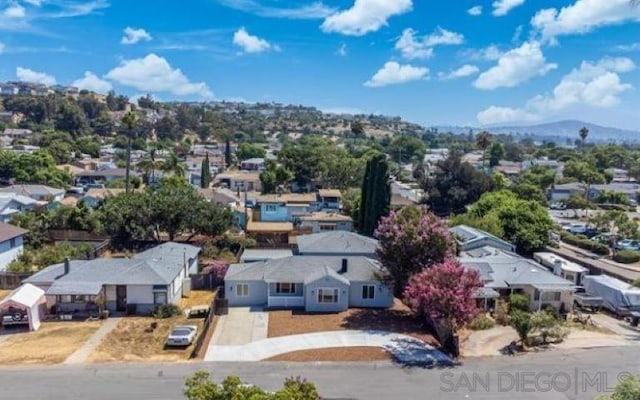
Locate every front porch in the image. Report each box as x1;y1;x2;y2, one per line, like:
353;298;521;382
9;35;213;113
267;282;304;309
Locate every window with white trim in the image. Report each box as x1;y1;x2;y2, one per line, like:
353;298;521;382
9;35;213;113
317;288;339;303
276;283;295;294
154;291;167;305
362;285;375;300
541;291;561;302
236;284;249;297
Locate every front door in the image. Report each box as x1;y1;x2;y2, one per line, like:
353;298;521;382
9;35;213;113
116;285;127;312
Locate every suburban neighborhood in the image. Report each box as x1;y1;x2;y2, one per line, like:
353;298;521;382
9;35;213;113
1;0;640;398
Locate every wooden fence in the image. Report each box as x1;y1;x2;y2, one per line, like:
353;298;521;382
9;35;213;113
0;273;31;290
190;288;227;359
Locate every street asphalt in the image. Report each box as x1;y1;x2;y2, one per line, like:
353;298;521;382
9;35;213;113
0;346;637;400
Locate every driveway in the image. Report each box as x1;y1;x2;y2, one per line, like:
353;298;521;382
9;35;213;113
205;330;452;366
204;307;268;361
591;313;640;341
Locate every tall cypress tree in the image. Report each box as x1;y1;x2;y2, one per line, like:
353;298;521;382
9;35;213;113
224;139;232;168
200;154;211;188
359;154;391;236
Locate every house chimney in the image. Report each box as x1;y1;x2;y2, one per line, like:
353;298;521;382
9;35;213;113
340;258;348;274
64;258;70;275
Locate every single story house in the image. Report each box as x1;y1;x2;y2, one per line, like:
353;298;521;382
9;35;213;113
548;183;585;202
80;188;127;208
450;225;516;253
240;158;265;171
75;168;130;185
0;194;39;223
588;183;640;204
0;222;28;272
0;184;65;202
214;171;262;192
23;242;200;315
459;246;575;312
2;128;33;139
317;189;342;210
224;256;393;312
294;231;378;258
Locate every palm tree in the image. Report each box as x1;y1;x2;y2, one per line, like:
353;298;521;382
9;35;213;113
121;111;138;194
138;148;162;184
579;126;589;147
161;152;186;177
475;131;491;171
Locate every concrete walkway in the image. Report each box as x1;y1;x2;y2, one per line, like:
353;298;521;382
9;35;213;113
205;330;452;366
63;317;121;364
209;307;268;346
462;326;519;357
591;313;640;340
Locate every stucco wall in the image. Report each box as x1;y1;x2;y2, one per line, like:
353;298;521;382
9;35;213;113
348;281;394;308
305;276;349;313
225;280;267;306
0;237;23;271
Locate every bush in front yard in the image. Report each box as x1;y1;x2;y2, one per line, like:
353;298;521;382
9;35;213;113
469;314;496;330
560;231;610;255
614;250;640;264
508;293;530;313
154;304;181;319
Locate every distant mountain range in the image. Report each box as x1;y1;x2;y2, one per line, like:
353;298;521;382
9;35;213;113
434;120;640;143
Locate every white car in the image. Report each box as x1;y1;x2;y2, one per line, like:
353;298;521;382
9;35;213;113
166;325;198;347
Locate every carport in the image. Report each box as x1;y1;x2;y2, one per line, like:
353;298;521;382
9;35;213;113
0;284;47;331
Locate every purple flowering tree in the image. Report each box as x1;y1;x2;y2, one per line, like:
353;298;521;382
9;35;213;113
375;205;455;295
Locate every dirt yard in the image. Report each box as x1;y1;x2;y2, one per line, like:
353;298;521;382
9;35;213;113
265;346;392;362
268;299;438;346
0;290;10;301
0;321;101;364
88;291;216;363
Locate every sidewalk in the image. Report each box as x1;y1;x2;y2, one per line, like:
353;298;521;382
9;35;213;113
205;330;452;366
63;317;121;364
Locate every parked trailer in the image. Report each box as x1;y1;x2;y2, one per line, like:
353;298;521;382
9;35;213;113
582;275;640;317
573;292;603;312
533;252;588;285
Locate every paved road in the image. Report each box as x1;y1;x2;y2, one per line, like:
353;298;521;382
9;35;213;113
1;346;638;400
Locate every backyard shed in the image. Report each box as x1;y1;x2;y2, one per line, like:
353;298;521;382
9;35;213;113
0;284;46;331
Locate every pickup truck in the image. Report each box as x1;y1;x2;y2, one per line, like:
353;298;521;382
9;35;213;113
573;293;603;312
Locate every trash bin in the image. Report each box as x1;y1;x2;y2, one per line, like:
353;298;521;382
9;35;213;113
631;316;639;327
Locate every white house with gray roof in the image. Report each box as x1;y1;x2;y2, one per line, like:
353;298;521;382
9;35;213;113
0;193;39;223
24;242;200;315
224;256;393;312
0;184;65;202
459;246;575;312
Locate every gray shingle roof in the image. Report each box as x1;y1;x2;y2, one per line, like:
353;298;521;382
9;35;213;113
295;231;378;255
225;256;385;283
459;246;573;289
450;225;515;252
0;184;64;198
24;242;201;290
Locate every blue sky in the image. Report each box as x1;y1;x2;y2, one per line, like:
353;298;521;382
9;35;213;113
0;0;639;129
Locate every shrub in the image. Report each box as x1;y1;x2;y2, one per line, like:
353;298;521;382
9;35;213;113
494;300;510;326
613;250;640;264
509;310;532;343
469;314;496;330
509;293;531;313
154;304;181;319
560;231;610;255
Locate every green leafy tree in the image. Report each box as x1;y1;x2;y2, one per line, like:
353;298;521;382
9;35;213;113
488;143;504;168
161;152;187;177
359;153;390;237
121;111;138;193
452;190;554;254
475;131;491;171
599;375;640;400
184;372;320;400
260;160;293;194
388;135;426;164
236;143;266;161
510;310;532;344
579;126;589;147
224;138;232;168
563;160;606;199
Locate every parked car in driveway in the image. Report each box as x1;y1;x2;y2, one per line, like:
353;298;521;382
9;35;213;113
616;239;640;251
166;325;198;347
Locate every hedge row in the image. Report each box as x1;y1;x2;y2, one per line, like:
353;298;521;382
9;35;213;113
560;231;610;255
613;250;640;264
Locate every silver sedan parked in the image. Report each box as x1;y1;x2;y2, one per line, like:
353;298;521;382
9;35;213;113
165;325;198;347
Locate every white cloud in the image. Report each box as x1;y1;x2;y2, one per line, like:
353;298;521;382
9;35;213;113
364;61;428;87
395;27;464;60
615;42;640;52
461;45;503;61
105;53;213;98
121;27;152;45
473;41;557;90
217;0;336;19
438;64;480;80
72;71;113;93
492;0;525;17
477;106;537;125
468;6;482;16
46;0;109;18
16;66;56;85
3;3;26;18
232;27;277;53
0;41;4;54
336;43;348;56
24;0;43;6
321;0;412;36
477;57;636;124
532;0;640;41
